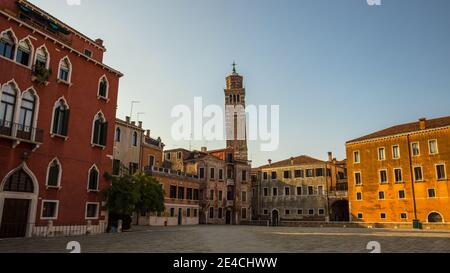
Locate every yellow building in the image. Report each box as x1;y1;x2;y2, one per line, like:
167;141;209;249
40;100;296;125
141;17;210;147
346;117;450;226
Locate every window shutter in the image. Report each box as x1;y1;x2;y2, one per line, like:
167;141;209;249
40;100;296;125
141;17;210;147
61;109;70;136
52;107;60;134
93;120;100;144
101;122;108;146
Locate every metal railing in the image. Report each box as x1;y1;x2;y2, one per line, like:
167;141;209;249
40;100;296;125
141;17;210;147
0;120;44;143
144;166;200;180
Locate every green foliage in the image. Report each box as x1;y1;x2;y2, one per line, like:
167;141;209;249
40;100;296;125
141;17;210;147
103;172;165;218
32;66;52;85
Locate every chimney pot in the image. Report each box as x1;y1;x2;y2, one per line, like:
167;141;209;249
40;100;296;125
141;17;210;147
201;147;207;153
268;159;272;166
419;118;426;130
146;130;151;137
125;116;130;123
328;152;333;162
138;121;143;128
131;121;136;126
95;38;104;46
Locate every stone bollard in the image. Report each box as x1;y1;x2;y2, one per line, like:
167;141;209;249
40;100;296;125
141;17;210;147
86;220;92;235
118;220;123;233
47;220;54;237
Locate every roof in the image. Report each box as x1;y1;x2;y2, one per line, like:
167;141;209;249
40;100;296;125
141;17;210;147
347;116;450;144
258;155;325;169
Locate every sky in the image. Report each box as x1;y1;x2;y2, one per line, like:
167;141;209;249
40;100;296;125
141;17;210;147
30;0;450;167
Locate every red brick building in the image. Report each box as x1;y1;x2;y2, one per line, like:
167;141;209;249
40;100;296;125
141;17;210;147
0;0;122;238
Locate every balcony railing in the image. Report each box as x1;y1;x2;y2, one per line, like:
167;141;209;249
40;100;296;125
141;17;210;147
144;166;200;180
227;179;235;186
0;121;44;144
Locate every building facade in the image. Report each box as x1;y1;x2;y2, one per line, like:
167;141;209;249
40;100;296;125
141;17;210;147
0;0;122;238
252;154;348;225
140;129;164;170
113;117;144;176
346;117;450;225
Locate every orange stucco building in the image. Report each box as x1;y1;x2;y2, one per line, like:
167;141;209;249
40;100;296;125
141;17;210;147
346;117;450;225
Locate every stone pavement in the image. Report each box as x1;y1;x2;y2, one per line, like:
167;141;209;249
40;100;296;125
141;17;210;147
1;225;450;253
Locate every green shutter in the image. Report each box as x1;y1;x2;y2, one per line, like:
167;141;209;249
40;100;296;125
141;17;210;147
93;120;100;144
61;109;70;136
100;122;108;146
52;107;59;134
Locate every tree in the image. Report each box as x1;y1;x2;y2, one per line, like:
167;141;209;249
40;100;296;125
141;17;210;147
134;173;165;225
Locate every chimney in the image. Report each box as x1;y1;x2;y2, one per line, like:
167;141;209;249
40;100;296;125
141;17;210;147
95;38;104;46
201;147;207;153
125;116;130;124
290;157;295;165
131;121;136;126
268;159;272;166
146;130;151;137
419;118;426;130
328;152;333;162
138;121;143;128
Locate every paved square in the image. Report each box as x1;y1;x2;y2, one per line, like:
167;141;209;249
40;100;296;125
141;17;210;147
1;226;450;253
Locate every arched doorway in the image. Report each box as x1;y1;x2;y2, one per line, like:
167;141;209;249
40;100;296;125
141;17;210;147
330;200;350;222
272;210;279;227
0;164;38;238
428;212;444;223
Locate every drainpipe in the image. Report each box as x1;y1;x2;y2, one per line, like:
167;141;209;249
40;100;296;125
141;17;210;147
407;134;419;222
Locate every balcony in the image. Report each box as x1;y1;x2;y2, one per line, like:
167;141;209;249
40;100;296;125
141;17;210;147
226;200;234;207
0;121;44;149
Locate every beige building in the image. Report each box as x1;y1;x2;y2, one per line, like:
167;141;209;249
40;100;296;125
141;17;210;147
253;153;348;225
113;117;145;176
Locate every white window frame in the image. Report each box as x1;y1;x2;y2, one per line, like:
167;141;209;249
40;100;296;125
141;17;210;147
357;213;364;220
308;209;315;216
356;192;363;201
413;165;424;182
0;28;18;63
411;142;420;157
318;208;325;216
380;212;387;220
392;145;400;159
97;75;109;100
297;209;303;215
400;213;408;220
34;44;50;69
378;147;386;161
378;191;386;200
57;56;72;85
353;150;360;164
284;186;290;196
435;163;447;181
379;169;388;184
87;164;100;192
394;168;403;183
428;139;439;155
354;171;362;186
40;200;59;220
398;189;406;200
85;202;100;220
50;96;70;140
91;111;107;148
45;157;62;189
263;187;269;197
427;188;437;199
16;37;34;69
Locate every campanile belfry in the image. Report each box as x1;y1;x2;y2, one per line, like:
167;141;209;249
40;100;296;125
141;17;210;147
224;63;248;161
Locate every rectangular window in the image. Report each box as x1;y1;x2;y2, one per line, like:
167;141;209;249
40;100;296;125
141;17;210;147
378;148;385;161
263;188;269;197
318;209;325;216
187;208;191;218
263;172;268;180
210;190;214;201
414;167;423;182
193;189;199;200
284;187;290;196
272;188;278;196
170;186;177;199
284;170;291;179
295;169;304;178
354;151;360;164
84;49;92;58
219;191;223;201
379;191;385;200
400;213;408;220
241;208;247;219
380;213;387;220
170;208;175;217
178;187;185;200
306;169;314;177
380;170;388;184
394;169;403;183
112;160;121;176
199;167;205;179
187;188;193;200
41;201;58;219
263;209;269;215
429;140;438;155
315;168;324;177
398;190;406;199
86;203;99;219
210;168;215;180
209;207;214;219
428;189;436;198
411;142;420;156
318;186;324;195
218;208;223;219
242;170;247;181
308;209;315;216
177;152;182;159
166;153;171;160
308;186;314;195
271;172;277;180
356;192;363;201
285;210;290;215
357;213;363;220
436;164;446;180
297;209;303;215
242;191;247;202
219;169;224;180
392;145;400;159
296;187;302;196
355;172;362;185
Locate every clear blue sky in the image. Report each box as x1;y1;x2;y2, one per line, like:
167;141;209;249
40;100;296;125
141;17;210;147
31;0;450;167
